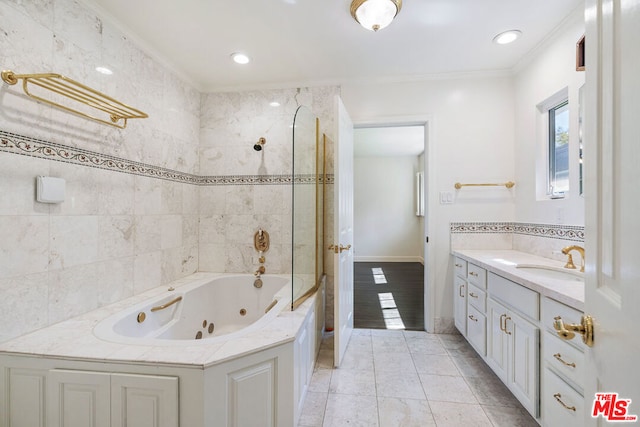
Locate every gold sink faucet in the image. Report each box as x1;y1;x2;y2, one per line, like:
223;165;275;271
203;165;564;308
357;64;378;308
561;245;585;272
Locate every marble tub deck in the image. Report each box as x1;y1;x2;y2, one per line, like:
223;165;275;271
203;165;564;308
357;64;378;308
0;272;314;368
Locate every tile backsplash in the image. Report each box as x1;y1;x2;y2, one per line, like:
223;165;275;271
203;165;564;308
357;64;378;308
450;221;585;261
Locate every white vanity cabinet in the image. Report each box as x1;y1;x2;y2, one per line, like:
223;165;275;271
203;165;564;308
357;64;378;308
453;257;468;336
466;281;487;356
486;297;539;417
486;272;540;418
541;297;586;427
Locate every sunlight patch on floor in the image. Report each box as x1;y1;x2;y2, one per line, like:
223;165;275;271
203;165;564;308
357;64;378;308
378;291;406;330
371;267;388;284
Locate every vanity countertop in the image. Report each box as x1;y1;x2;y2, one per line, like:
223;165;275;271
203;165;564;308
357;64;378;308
453;249;585;311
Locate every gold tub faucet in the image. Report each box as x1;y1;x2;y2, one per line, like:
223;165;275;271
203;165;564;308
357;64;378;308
561;245;585;272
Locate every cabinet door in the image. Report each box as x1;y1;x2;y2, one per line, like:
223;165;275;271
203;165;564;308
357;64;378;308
486;299;508;382
111;374;178;427
47;370;111;427
507;311;539;418
3;368;47;427
454;276;467;336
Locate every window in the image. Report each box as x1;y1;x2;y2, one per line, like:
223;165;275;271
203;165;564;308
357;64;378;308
548;100;569;196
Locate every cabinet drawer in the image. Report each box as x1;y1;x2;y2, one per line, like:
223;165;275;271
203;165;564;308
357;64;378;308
541;297;587;351
467;305;486;356
467;283;486;313
467;263;487;289
454;257;467;278
544;332;585;392
543;367;584;427
488;272;539;320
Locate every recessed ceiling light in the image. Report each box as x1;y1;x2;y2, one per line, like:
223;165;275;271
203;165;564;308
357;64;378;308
493;30;522;45
95;66;113;75
231;53;251;64
269;101;281;107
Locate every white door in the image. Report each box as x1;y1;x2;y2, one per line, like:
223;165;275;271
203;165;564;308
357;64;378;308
333;95;354;367
583;0;640;424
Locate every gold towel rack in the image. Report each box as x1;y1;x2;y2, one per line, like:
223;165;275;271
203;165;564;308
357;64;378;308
1;70;148;129
455;181;515;189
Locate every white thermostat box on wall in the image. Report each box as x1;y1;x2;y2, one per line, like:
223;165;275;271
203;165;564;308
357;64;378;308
36;176;65;203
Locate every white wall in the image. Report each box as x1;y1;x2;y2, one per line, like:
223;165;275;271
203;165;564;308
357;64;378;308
342;76;516;331
354;156;421;261
513;8;585;225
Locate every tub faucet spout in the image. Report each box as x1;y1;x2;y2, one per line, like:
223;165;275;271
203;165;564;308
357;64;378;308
254;266;265;277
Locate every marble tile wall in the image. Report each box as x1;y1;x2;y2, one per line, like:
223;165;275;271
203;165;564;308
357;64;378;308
0;0;339;343
450;222;585;261
199;87;338;329
0;0;200;342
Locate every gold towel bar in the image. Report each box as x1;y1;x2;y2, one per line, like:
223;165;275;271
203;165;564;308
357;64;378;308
454;181;515;189
150;296;183;312
1;70;148;129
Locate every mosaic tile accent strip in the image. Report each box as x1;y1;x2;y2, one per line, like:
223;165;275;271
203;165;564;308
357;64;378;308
451;221;584;242
0;130;334;186
513;223;584;242
450;222;513;234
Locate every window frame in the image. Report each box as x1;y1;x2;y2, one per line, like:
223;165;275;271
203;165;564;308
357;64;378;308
547;99;570;197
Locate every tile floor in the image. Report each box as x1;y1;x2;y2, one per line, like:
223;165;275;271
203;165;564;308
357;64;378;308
298;329;539;427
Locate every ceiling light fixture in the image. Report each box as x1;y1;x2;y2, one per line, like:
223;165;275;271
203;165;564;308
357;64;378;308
350;0;402;32
231;53;251;64
493;30;522;45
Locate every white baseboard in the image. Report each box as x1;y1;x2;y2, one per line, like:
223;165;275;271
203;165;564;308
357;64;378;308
354;256;423;263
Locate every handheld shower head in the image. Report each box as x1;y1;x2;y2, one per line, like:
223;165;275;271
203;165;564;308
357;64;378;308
254;137;266;151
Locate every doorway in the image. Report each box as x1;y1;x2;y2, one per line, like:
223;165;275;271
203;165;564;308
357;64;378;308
352;123;428;331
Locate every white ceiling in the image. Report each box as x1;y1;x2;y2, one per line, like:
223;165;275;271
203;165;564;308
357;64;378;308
85;0;583;92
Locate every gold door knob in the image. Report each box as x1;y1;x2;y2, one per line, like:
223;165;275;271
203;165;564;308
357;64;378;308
328;244;351;253
339;244;352;253
553;315;594;347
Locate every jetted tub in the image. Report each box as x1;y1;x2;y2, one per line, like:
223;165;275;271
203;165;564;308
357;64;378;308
93;274;291;346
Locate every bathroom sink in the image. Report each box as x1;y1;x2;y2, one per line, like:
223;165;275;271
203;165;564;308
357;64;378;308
515;264;584;282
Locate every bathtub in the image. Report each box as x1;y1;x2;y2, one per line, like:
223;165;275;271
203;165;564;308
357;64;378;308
93;274;291;346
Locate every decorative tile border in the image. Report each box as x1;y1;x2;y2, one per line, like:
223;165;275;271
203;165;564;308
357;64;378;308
513;223;584;242
451;221;584;242
450;222;513;234
0;130;334;186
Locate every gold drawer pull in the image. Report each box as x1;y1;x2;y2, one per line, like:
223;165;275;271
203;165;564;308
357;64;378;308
469;292;478;298
553;353;576;368
455;263;463;267
504;316;512;335
468;315;478;322
469;271;478;277
553;393;576;411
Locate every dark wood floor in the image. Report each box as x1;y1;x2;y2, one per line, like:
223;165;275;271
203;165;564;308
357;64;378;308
354;262;424;331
